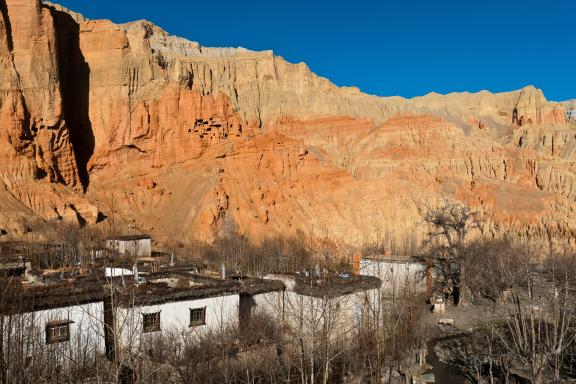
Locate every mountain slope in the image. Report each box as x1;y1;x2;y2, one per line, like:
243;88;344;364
0;0;574;247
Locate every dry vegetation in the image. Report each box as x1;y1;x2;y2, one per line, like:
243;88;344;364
1;200;576;383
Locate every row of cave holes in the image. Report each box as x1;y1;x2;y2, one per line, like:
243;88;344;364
187;118;243;139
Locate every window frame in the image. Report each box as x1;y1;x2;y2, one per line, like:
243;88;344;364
142;312;161;333
189;307;206;327
45;320;72;344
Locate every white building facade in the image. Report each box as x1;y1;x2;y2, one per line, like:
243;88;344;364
106;235;152;257
1;300;106;366
360;257;427;298
259;274;381;342
117;293;240;346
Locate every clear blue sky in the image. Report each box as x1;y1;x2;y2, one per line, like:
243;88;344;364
54;0;575;101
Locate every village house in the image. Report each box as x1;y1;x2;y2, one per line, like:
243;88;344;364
0;275;109;369
1;267;286;364
0;254;30;279
359;255;428;298
2;235;389;373
259;272;382;342
114;271;284;351
0;242;25;269
105;234;152;257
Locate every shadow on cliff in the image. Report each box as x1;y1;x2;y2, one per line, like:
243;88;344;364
0;0;14;51
50;7;94;192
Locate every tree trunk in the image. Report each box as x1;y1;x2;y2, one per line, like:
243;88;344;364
453;262;471;306
531;356;545;384
0;314;6;384
375;338;381;384
322;360;328;384
310;353;314;384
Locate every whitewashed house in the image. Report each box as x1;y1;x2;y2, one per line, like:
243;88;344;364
106;235;152;257
105;267;134;278
113;272;284;352
1;283;109;366
360;256;427;298
31;302;105;350
260;273;381;342
1;269;285;371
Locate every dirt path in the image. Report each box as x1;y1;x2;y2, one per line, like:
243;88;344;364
429;300;511;334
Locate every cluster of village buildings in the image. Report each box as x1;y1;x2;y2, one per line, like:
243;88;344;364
0;234;429;367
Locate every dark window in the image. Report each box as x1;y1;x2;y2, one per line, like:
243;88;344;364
189;307;206;327
46;320;71;344
142;312;160;333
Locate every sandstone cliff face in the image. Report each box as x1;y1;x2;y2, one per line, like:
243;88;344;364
1;0;82;186
0;0;574;248
0;0;98;233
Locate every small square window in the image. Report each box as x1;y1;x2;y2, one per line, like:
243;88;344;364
142;312;161;333
46;320;72;344
189;307;206;327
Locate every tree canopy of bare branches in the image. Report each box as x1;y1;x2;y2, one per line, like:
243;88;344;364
421;199;483;305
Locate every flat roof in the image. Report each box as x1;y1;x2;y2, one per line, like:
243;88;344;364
0;275;107;315
361;255;425;264
106;235;151;241
1;270;285;314
0;243;22;257
268;272;382;298
116;272;285;307
294;274;381;298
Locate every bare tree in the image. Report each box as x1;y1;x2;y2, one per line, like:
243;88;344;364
463;238;529;302
421;199;482;304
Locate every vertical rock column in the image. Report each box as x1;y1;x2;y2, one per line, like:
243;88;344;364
2;0;81;189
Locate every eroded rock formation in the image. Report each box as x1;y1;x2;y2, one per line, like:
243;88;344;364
0;0;574;247
0;0;98;232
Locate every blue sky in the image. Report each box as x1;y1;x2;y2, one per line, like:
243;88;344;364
54;0;575;101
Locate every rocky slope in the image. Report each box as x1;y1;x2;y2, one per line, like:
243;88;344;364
0;0;574;247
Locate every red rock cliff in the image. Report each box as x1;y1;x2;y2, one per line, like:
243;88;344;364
0;0;574;247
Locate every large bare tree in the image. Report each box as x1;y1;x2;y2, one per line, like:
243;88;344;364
422;199;482;304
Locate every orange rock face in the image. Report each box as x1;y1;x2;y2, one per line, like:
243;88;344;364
0;0;574;247
0;0;98;231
